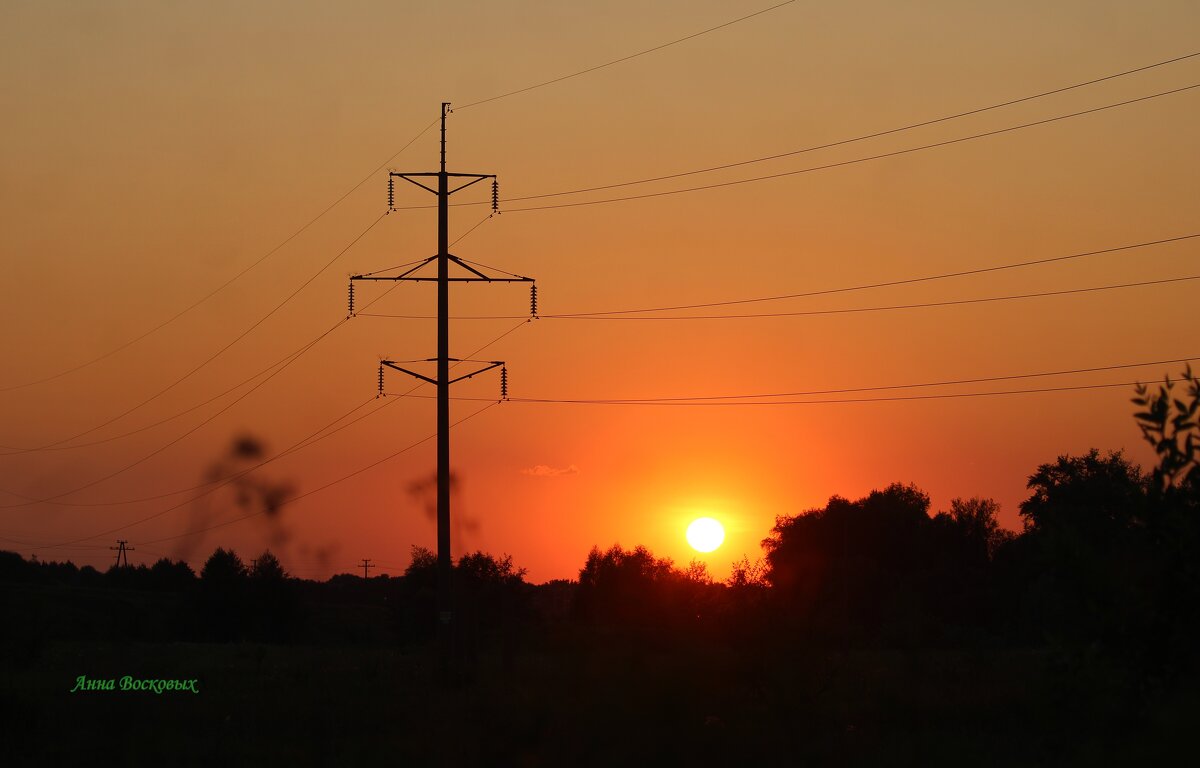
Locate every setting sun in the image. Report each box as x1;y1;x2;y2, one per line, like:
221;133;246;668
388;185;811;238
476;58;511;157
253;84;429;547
686;517;726;553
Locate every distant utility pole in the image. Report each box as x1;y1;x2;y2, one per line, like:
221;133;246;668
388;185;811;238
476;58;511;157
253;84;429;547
350;103;535;674
360;558;375;579
110;539;134;568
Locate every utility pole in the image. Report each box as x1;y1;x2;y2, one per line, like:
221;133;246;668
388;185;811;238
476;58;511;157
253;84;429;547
350;103;535;675
110;539;134;568
360;558;375;579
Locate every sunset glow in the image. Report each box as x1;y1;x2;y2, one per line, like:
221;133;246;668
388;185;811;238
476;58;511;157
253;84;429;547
0;1;1195;586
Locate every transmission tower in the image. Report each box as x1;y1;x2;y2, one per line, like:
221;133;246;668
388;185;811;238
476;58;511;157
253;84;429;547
360;558;375;579
110;539;134;568
350;103;535;673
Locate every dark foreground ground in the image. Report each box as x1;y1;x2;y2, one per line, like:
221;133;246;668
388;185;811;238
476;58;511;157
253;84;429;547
3;581;1197;767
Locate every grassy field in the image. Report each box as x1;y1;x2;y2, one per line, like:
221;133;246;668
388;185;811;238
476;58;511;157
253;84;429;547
4;577;1197;766
5;633;1197;766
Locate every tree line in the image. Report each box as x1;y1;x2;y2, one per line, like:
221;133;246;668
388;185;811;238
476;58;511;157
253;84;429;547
3;367;1197;660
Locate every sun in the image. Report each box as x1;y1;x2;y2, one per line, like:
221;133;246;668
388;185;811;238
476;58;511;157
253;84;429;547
686;517;725;553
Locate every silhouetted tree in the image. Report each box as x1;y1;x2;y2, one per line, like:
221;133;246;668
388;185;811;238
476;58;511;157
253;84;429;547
1131;366;1200;649
928;497;1012;629
105;562;151;590
250;550;286;580
764;483;955;640
1133;364;1199;492
683;558;713;584
456;551;526;585
726;554;768;589
1008;450;1157;643
149;557;196;591
0;551;39;582
201;547;247;584
575;544;677;627
936;497;1012;559
395;546;531;643
198;547;248;640
404;545;437;583
1019;449;1146;535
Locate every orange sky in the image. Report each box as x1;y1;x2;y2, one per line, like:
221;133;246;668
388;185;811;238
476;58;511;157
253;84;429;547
1;1;1198;582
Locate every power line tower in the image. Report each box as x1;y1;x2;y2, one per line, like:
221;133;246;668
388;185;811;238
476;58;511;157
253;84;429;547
110;539;134;568
360;558;375;579
351;103;534;675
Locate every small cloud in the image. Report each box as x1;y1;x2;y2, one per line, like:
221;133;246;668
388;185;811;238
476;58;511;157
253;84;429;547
521;464;580;477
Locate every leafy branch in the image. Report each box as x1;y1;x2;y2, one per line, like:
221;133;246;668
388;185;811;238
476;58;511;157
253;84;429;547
1132;364;1200;490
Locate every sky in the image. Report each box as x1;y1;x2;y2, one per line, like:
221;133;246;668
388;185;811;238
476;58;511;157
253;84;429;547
1;0;1198;582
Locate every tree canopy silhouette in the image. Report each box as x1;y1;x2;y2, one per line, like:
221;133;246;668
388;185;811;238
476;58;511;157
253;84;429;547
250;550;286;580
201;547;247;584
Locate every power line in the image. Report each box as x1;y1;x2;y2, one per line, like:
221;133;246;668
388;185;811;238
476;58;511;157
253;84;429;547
0;123;436;394
354;232;1200;320
439;381;1175;407
9;211;386;458
498;82;1200;212
0;325;357;458
534;355;1200;401
360;273;1200;322
2;395;384;508
454;0;798;110
2;392;387;550
21;354;1180;549
0;319;344;509
7;320;528;553
128;401;499;548
1;0;797;395
348;211;497;313
557;234;1200;316
1;201;436;460
0;0;803;394
490;50;1200;205
395;55;1200;213
385;355;1198;404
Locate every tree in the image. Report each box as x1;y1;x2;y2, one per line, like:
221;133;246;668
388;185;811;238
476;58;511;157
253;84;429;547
1133;364;1200;492
1131;366;1200;647
683;558;713;585
456;551;526;585
200;547;246;584
575;544;679;626
725;554;767;589
250;550;286;580
762;483;949;638
1012;450;1154;642
935;497;1013;560
1018;450;1146;535
149;557;196;591
405;545;437;577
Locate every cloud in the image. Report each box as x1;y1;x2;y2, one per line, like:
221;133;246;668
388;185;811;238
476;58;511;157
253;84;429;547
521;464;580;477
